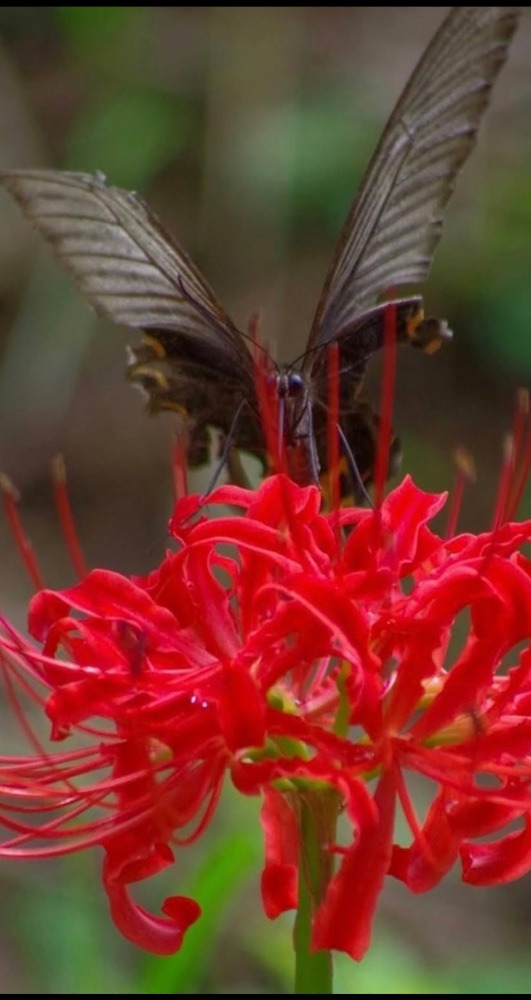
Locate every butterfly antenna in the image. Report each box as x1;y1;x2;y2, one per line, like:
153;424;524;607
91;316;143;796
336;423;375;509
290;337;383;382
247;309;280;374
177;276;274;369
289;340;328;372
203;398;250;495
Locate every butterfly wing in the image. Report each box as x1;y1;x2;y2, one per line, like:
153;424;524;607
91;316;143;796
302;7;519;491
306;6;519;356
0;169;264;466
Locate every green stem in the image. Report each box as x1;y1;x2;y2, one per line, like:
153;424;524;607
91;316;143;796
293;798;334;994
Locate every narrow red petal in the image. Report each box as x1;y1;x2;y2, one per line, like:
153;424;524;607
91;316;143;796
260;788;298;918
313;771;394;961
462;815;531;885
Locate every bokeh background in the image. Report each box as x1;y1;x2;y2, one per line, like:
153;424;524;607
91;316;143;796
0;6;530;993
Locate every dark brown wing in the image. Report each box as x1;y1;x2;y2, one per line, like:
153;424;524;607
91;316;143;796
127;331;265;467
308;297;446;495
0;169;263;463
302;7;518;495
305;6;519;359
310;296;450;413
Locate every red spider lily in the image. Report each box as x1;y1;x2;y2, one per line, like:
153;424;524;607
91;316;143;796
2;470;531;959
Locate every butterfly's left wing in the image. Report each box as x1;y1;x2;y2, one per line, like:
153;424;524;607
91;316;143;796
0;170;265;467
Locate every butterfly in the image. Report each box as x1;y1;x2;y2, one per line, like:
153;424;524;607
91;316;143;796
0;6;520;495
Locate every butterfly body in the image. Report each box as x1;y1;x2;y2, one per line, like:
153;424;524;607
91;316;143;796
125;291;450;492
0;8;520;491
272;368;319;487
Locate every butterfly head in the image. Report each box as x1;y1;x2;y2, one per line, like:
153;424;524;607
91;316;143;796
275;371;305;400
274;370;310;437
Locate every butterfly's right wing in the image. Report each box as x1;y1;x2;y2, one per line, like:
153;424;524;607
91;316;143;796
0;170;264;465
306;7;520;353
300;7;518;493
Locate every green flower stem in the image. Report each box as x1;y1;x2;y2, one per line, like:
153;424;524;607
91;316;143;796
293;797;334;994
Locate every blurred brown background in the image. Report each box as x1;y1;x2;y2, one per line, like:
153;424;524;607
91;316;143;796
0;7;530;994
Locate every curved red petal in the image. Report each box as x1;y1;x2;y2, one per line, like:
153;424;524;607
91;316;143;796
390;793;459;892
462;815;531;885
104;864;201;955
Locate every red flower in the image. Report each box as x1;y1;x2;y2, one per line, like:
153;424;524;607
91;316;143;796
2;472;531;958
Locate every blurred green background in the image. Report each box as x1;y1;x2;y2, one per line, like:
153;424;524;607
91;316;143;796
0;6;531;993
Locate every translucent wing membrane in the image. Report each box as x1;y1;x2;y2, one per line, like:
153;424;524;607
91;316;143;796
308;7;520;348
0;169;262;468
0;169;251;371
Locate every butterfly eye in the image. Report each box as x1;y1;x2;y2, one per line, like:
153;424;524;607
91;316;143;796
287;374;304;397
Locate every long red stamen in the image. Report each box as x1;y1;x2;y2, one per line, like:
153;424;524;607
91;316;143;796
250;312;284;475
51;455;88;580
0;474;44;590
445;447;476;539
172;434;189;500
505;390;531;521
374;302;397;508
508;426;531;521
491;390;531;528
492;434;514;531
392;760;441;872
327;342;340;515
